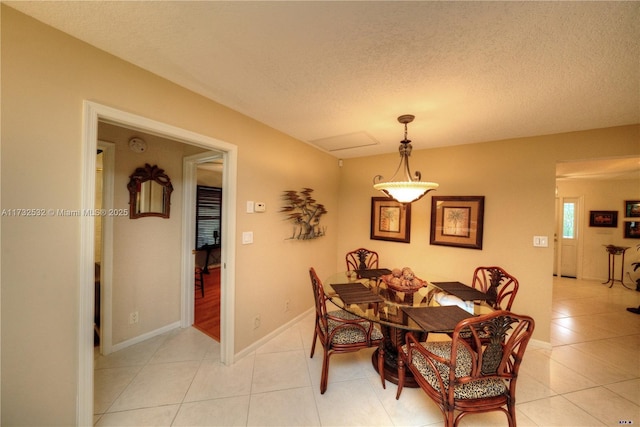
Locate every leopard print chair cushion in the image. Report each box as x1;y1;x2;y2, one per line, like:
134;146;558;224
323;310;383;345
401;341;507;399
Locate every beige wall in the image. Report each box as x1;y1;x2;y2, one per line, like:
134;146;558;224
1;7;339;425
338;125;640;348
197;167;223;187
557;178;640;281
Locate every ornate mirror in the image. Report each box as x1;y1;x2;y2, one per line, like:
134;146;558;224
127;164;173;219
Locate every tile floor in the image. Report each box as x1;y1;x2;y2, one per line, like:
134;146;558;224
94;277;640;426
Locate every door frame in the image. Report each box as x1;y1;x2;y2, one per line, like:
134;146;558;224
181;151;227;329
80;101;237;425
97;140;115;356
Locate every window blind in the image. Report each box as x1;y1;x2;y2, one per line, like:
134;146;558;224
195;185;222;249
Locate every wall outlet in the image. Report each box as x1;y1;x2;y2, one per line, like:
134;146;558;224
129;311;139;324
242;231;254;244
285;300;290;312
253;315;261;329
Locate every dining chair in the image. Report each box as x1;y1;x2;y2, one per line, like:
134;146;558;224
308;267;384;393
396;310;535;427
472;266;519;311
194;266;205;298
345;248;379;271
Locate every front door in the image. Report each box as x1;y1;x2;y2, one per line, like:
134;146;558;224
559;197;580;278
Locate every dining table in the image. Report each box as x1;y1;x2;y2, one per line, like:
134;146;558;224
324;270;494;387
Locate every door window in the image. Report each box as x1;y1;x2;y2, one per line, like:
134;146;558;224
563;202;576;239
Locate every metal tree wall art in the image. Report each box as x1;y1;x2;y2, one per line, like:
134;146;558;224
281;188;328;240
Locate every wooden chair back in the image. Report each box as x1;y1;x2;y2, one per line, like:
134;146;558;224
345;248;379;271
309;267;330;339
472;266;519;310
398;310;534;426
308;267;385;393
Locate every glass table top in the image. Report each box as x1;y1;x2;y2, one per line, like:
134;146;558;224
324;271;493;332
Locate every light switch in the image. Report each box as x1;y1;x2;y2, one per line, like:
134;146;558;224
246;201;254;213
533;235;549;247
242;231;254;244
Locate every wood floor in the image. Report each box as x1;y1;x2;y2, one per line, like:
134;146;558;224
194;266;220;341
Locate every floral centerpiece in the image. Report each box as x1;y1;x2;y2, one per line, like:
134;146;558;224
380;267;426;293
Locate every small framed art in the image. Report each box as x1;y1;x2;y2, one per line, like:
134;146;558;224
625;200;640;218
430;196;485;250
370;197;411;243
624;221;640;239
588;210;618;228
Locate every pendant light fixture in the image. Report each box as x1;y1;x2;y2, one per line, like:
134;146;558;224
373;114;439;203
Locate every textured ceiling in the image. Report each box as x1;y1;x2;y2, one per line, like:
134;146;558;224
6;1;640;175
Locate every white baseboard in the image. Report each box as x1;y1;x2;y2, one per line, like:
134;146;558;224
234;308;314;362
110;321;181;353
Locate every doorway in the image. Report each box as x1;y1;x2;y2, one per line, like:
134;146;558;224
184;155;224;341
80;101;238;425
193;179;222;340
555;196;582;278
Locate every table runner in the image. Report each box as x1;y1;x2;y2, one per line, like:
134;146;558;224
401;305;474;332
355;268;392;278
431;281;489;301
331;283;384;304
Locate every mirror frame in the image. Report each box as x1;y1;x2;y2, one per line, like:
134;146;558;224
127;163;173;219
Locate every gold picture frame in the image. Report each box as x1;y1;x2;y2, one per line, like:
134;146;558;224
370;197;411;243
430;196;485;250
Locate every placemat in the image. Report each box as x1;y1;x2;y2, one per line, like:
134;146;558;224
401;305;474;332
355;268;392;278
331;283;384;304
431;281;489;301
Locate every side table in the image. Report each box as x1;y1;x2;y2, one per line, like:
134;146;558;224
602;245;632;289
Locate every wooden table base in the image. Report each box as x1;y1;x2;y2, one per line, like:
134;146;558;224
371;348;419;388
370;324;427;388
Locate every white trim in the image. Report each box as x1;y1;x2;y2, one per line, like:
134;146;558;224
78;101;99;427
220;149;238;366
80;101;238;425
110;321;181;353
182;158;198;328
97;141;115;356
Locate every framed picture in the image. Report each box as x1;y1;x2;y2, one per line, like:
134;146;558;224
430;196;485;250
370;197;411;243
624;221;640;239
589;210;618;228
625;200;640;218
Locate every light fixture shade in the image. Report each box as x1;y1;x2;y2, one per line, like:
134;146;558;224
373;114;439;204
374;181;439;204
